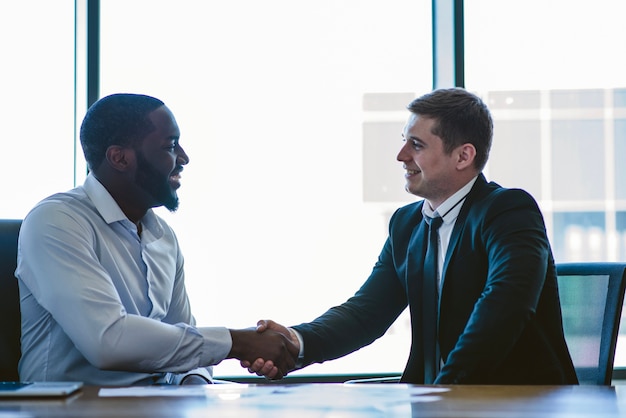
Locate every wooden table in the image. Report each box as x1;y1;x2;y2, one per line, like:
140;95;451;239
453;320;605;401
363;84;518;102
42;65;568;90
1;383;625;417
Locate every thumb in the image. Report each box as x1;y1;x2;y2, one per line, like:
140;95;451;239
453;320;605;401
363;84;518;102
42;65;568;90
256;319;269;332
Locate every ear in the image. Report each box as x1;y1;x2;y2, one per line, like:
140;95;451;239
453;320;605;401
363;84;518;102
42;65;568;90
456;143;477;170
105;145;136;172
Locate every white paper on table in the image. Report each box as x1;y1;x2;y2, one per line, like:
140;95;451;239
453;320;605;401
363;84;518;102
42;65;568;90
98;383;449;413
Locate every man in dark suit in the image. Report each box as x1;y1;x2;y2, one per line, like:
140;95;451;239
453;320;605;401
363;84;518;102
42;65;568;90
245;88;578;384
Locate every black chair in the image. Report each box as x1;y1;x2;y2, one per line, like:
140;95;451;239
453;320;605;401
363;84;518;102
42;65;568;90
556;262;626;385
0;219;22;381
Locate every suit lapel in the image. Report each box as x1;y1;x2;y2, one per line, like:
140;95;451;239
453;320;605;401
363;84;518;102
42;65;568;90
406;218;428;303
440;174;489;288
402;209;429;383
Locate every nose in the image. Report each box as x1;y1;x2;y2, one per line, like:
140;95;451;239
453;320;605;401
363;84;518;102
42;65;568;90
396;141;410;162
177;145;190;165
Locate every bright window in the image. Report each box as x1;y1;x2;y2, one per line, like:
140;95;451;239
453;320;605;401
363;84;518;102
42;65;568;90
99;0;432;376
0;0;77;219
12;0;623;378
465;0;626;366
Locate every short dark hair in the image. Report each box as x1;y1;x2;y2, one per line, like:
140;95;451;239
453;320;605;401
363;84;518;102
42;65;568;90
407;88;493;171
80;93;165;171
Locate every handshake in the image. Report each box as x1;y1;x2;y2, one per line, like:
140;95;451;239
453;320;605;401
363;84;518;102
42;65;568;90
227;320;298;380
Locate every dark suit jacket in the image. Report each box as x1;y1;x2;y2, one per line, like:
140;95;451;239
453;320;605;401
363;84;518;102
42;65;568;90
293;174;578;384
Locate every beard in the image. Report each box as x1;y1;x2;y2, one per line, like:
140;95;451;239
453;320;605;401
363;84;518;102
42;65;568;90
135;152;180;212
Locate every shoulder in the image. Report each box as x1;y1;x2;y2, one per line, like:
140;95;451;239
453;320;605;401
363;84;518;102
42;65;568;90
464;180;545;234
387;200;425;236
23;187;95;230
19;188;104;257
477;182;540;213
391;200;424;222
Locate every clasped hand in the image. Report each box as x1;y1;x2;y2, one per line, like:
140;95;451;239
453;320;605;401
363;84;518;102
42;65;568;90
228;321;299;380
238;320;300;380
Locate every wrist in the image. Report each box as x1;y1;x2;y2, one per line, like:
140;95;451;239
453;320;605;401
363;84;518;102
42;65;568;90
227;328;251;359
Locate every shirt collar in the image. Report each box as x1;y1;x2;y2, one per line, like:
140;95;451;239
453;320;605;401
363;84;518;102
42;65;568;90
83;173;158;230
423;175;479;222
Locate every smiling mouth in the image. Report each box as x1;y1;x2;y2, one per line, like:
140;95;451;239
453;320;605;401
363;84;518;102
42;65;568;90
406;169;421;175
170;166;184;182
169;172;182;188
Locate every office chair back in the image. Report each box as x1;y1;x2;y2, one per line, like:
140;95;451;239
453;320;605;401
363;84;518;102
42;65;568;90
556;262;626;385
0;219;22;381
346;262;626;386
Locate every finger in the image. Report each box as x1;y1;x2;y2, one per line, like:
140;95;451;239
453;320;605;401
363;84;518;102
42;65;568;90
266;366;280;380
246;359;262;373
266;320;284;333
260;360;283;380
260;360;275;375
246;358;265;373
240;360;251;368
256;319;268;332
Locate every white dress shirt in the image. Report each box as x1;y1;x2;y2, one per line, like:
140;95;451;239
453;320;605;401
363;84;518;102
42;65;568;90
421;176;478;290
16;173;231;385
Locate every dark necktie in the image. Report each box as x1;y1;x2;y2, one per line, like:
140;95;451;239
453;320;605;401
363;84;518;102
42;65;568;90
423;214;443;384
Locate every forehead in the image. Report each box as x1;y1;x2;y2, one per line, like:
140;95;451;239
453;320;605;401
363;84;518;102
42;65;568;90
146;105;180;139
403;113;437;138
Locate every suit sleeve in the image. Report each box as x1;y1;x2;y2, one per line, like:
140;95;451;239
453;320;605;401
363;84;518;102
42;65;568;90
293;212;409;367
436;188;551;384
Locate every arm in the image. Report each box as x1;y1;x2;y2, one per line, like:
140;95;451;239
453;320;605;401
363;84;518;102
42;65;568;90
157;221;299;378
18;203;230;371
436;189;551;384
18;202;296;376
291;222;410;367
160;233;212;383
244;229;410;378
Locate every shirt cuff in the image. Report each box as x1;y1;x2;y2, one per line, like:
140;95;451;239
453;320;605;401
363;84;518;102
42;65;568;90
289;328;305;359
196;326;233;366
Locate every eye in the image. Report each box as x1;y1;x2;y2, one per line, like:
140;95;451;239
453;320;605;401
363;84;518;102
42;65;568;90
402;136;423;150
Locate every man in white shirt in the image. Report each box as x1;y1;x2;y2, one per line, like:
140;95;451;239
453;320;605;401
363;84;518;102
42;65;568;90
17;93;296;385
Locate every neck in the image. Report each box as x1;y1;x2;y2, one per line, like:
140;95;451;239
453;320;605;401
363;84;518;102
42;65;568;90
92;171;150;224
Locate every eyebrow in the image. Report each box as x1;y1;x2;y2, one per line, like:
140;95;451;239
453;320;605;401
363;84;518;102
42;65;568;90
407;135;424;143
